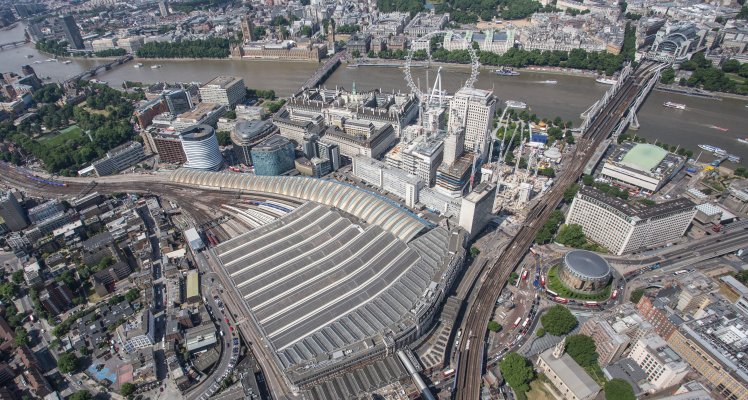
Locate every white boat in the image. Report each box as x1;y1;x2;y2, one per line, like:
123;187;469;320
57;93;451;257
134;63;144;68
25;54;33;58
663;101;686;110
62;60;72;65
151;64;162;69
539;80;557;84
595;76;617;85
738;138;748;145
90;79;108;85
505;100;527;109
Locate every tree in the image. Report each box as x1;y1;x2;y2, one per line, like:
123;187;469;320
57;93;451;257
352;49;361;58
125;288;140;303
0;282;18;301
11;271;23;285
555;224;588;248
722;59;741;73
582;174;594;186
660;67;675;84
604;378;636;400
629;287;645;304
488;321;502;332
470;246;481;257
499;353;534;394
120;382;136;397
14;327;29;346
57;352;78;374
565;334;598;368
70;390;93;400
216;131;231;147
563;184;579;203
540;305;577;336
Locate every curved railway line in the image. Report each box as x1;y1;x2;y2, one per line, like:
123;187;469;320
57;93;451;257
454;61;662;400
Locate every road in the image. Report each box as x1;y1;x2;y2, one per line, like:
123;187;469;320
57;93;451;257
454;61;663;400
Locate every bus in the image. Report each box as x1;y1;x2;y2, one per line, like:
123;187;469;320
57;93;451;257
584;301;599;308
521;270;529;281
522;318;530;328
442;368;455;379
673;270;688;276
611;289;619;300
514;317;522;328
545;289;558;297
554;297;569;304
540;275;546;287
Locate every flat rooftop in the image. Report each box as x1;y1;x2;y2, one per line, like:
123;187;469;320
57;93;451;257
578;186;695;221
202;76;242;88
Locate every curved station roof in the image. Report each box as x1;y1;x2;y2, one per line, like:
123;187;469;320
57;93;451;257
170;168;428;242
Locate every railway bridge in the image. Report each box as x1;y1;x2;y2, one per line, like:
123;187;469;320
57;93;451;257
0;39;29;50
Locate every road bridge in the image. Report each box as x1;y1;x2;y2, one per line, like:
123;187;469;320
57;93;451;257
453;61;665;400
297;50;344;93
0;39;29;50
63;54;133;85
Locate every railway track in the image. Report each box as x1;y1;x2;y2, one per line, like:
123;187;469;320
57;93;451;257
454;62;659;399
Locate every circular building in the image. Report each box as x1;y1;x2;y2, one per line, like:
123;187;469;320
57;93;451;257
181;124;223;171
560;250;611;293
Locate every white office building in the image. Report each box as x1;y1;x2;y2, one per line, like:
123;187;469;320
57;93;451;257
386;132;445;186
180;125;223;171
91;141;145;177
600;143;686;194
566;187;696;255
459;182;496;237
198;76;245;107
447;87;497;160
352;155;424;208
630;333;689;391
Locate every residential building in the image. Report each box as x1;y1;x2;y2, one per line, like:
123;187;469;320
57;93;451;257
637;295;680;341
600;143;686;193
0;191;28;231
629;333;689;390
164;90;193;115
536;339;601;400
39;282;74;315
198;76;245;107
149;129;187;164
447;88;497;159
172;102;226;131
250;135;295;176
565;187;696;255
352;155;424;208
134;97;168;128
180;125;223;171
92;261;133;296
90;142;145;177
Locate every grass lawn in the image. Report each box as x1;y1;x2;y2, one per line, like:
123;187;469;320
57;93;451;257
40;125;84;147
546;265;612;301
83;106;111;117
526;380;555;400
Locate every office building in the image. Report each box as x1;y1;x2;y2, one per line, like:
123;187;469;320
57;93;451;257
667;318;748;400
443;126;465;166
172;103;226;131
250;135;295;176
636;295;680;341
91;142;145;177
118;36;144;54
181;125;223;171
580;303;653;365
198;76;245;107
316;141;340;172
387;132;445;186
459;182;496;237
134;97;168;128
39;282;74;315
91;38;117;53
352;155;424;208
28;199;64;224
186;270;200;303
600;143;686;194
0;191;28;231
566;187;696;255
164;90;193;115
59;15;84;50
537;340;601;400
319;123;398;160
630;333;689;390
447;88;497;159
185;324;217;353
230;120;278;166
150;129;187;164
436;152;478;197
719;275;748;315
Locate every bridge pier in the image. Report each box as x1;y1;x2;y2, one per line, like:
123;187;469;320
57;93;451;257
629;113;640;130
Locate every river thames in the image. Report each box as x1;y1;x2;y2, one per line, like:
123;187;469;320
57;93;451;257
2;22;746;165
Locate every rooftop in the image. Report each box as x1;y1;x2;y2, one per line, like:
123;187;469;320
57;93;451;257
540;347;601;399
621;143;668;172
564;249;611;279
577;186;695;222
181;124;215;141
202;76;243;89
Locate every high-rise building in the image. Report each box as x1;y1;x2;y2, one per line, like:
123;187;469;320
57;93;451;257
316;141;340;171
0;191;28;231
198;76;245;107
565;187;696;255
352;155;424;208
230;119;278;166
387;132;445;186
158;1;170;16
447;88;496;159
241;16;254;42
164;90;193;115
91;142;145;177
59;15;84;50
150;130;187;164
459;182;496;237
180;125;223;171
39;282;74;315
442;126;465;166
250;135;295;176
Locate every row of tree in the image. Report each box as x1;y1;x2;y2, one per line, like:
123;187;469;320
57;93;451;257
94;48;127;57
35;38;70;56
136;37;231;58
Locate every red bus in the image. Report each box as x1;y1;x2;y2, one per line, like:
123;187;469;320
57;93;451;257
514;317;522;328
521;270;528;280
584;301;598;308
540;275;546;287
554;297;569;304
442;368;455;379
611;289;618;300
522;318;530;328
